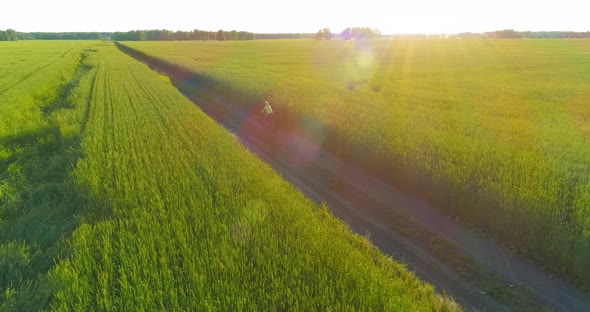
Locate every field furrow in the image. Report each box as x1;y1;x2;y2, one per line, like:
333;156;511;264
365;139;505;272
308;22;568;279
0;41;96;310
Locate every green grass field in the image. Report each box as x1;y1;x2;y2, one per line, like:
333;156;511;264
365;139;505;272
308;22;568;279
0;41;95;309
0;41;458;310
121;39;590;288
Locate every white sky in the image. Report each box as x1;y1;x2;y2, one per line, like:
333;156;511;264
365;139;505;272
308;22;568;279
2;0;589;34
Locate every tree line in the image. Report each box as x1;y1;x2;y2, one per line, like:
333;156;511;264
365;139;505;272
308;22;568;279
488;30;590;39
455;30;590;39
111;29;255;41
339;27;381;40
4;28;588;41
314;27;381;40
18;32;105;40
256;33;316;40
0;29;254;41
256;27;381;40
0;31;106;40
0;29;18;41
381;30;590;39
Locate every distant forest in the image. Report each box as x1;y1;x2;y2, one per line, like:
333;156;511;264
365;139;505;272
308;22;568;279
0;29;256;41
111;29;256;41
1;28;590;41
0;29;18;41
385;29;590;39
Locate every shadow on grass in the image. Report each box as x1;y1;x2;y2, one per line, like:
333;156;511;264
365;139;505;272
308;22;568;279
0;50;110;311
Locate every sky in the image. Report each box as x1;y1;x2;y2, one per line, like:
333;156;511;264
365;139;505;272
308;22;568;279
2;0;589;34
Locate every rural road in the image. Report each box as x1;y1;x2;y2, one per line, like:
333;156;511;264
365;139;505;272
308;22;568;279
119;44;590;311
